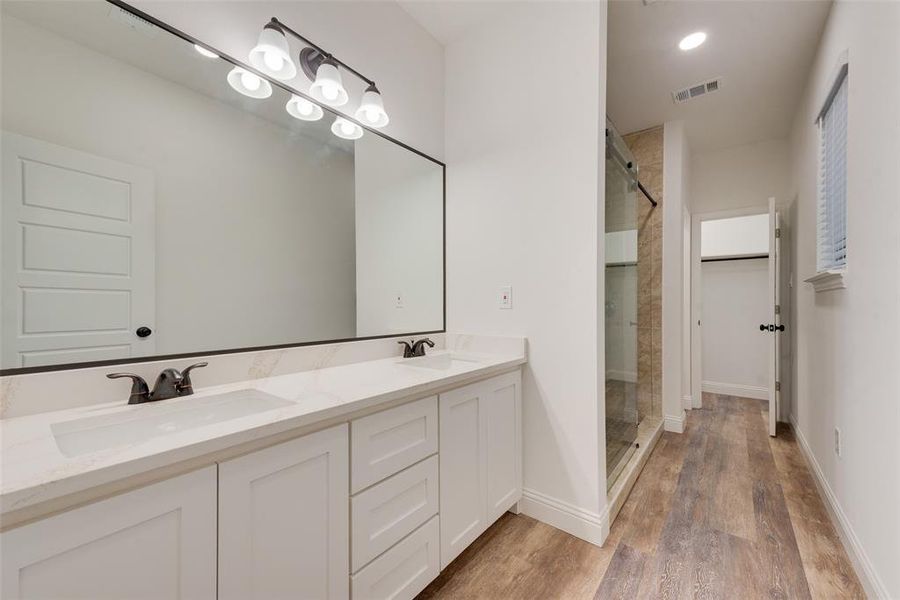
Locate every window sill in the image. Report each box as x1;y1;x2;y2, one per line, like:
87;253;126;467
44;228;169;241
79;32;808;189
805;270;846;292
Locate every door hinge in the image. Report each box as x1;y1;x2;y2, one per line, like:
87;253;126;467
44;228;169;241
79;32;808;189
775;305;781;315
775;381;781;392
775;228;781;238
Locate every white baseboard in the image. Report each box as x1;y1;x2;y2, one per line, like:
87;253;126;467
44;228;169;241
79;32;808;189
664;411;685;433
519;488;608;546
606;369;637;383
790;415;890;599
701;380;768;400
681;394;692;410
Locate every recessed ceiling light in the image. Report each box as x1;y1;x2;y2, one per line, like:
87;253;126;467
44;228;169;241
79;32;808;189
679;32;707;51
194;44;219;59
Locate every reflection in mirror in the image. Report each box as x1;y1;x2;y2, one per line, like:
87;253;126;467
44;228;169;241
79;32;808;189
0;1;444;372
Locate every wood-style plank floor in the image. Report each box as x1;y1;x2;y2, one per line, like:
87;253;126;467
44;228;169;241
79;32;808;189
418;393;865;599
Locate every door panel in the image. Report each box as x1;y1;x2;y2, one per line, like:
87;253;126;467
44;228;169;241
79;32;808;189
0;467;217;600
483;372;522;523
218;424;349;600
767;198;779;437
438;384;486;569
1;132;155;369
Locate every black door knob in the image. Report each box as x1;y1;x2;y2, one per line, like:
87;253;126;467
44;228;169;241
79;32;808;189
136;326;152;338
759;324;767;331
775;324;785;332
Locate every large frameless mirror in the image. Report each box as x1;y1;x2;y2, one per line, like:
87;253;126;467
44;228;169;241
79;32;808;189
0;0;445;374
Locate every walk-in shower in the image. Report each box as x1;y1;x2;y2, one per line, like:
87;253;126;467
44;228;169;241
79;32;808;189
604;119;656;489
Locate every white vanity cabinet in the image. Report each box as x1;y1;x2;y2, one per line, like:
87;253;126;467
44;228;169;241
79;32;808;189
218;424;349;600
0;366;523;600
438;371;522;568
0;466;217;600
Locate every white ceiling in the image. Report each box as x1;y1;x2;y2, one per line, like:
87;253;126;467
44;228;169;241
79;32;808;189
608;0;832;152
396;1;510;46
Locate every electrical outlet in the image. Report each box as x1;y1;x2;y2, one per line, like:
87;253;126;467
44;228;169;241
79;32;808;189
395;292;404;309
834;427;842;457
498;286;512;309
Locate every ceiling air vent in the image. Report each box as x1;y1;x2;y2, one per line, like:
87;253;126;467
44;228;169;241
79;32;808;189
107;5;158;37
672;77;722;104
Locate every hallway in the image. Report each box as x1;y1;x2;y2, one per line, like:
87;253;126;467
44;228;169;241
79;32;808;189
419;394;864;599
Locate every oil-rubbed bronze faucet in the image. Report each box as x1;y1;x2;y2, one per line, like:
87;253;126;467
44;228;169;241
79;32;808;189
106;362;208;404
398;338;435;358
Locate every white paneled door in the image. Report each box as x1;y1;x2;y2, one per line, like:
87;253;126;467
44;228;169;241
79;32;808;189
767;197;782;437
1;132;155;369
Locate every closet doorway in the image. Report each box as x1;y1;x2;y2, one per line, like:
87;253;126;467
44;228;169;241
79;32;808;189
690;200;789;436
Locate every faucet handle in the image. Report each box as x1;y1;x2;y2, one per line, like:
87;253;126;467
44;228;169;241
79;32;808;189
398;340;414;358
106;373;150;404
178;362;208;396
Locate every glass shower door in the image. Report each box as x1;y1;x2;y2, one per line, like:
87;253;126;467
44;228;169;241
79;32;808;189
605;121;640;488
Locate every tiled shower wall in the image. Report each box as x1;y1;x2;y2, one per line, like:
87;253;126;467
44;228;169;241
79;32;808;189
623;126;663;419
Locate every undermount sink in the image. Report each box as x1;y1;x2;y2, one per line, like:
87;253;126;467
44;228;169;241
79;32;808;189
399;353;482;371
51;390;293;457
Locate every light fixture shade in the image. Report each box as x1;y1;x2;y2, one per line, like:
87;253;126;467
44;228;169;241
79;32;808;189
249;21;296;80
286;94;324;121
354;84;389;128
309;57;349;107
226;67;273;99
331;117;363;140
194;44;219;59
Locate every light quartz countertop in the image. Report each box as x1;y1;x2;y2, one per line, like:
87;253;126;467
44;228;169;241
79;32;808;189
0;349;525;520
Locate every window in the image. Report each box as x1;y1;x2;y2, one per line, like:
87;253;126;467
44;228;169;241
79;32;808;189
816;62;848;273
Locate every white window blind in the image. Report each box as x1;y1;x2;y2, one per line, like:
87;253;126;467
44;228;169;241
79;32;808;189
816;68;848;272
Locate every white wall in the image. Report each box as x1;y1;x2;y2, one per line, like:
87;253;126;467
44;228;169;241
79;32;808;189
131;0;445;161
2;15;357;356
701;214;769;258
661;120;688;432
789;1;900;596
691;139;790;213
700;259;769;398
445;1;607;543
354;134;443;336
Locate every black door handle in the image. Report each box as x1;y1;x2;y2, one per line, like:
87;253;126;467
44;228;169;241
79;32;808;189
759;324;776;332
136;326;153;338
775;324;785;332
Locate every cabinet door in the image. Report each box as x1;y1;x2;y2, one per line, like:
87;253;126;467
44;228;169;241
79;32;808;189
483;371;522;523
218;424;349;600
0;467;217;600
438;382;487;569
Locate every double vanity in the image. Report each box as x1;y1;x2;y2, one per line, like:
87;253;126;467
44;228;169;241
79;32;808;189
0;2;512;598
0;344;525;599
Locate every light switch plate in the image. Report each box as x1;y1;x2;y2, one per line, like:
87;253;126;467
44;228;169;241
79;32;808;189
395;292;404;308
498;286;512;309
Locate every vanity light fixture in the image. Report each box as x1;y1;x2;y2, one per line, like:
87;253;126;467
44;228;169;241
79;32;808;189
331;117;364;140
230;17;392;138
226;67;273;99
355;84;389;128
286;94;324;121
309;56;349;107
678;31;707;51
194;44;219;59
249;19;297;81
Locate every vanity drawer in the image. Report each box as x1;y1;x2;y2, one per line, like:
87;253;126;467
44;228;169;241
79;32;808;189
351;395;438;492
351;455;439;572
351;516;440;600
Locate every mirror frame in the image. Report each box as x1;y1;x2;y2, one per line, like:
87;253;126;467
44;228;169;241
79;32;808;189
0;0;446;376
